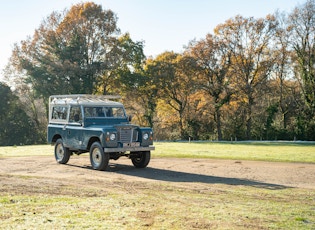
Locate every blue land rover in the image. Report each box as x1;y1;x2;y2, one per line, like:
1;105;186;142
47;94;154;171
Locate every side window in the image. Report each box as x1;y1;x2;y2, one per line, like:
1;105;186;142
96;107;105;117
112;107;125;117
84;107;105;117
51;106;68;121
84;107;94;117
104;107;112;117
69;106;82;123
83;106;125;118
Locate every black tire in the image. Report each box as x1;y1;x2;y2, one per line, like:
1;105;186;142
90;142;109;171
131;151;151;168
54;138;70;164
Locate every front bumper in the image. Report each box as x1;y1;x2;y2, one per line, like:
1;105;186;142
104;146;155;153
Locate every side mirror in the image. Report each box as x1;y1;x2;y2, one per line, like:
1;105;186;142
127;115;132;122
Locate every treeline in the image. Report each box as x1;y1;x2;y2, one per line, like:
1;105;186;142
1;1;315;145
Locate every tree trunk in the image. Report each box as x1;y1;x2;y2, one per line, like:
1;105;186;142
215;107;222;141
246;97;253;140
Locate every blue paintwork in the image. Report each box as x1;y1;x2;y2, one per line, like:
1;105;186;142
47;105;154;154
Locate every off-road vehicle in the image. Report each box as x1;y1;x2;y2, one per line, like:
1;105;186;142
47;94;154;170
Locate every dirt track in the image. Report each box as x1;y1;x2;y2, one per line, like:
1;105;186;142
0;155;314;195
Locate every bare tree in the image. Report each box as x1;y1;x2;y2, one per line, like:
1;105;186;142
271;11;298;131
288;0;315;118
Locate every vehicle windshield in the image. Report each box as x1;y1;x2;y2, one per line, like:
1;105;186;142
84;106;126;118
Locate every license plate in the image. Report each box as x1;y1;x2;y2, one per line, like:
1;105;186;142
123;142;140;147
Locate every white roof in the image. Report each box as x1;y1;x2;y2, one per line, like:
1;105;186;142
49;94;123;106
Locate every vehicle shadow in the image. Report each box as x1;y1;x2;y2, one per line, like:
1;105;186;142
106;163;289;190
65;162;289;190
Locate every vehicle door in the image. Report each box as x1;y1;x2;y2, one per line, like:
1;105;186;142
49;105;68;143
64;105;83;149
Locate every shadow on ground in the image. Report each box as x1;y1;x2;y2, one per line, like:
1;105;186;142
67;162;289;190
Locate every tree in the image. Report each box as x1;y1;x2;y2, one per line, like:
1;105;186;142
214;15;278;139
288;0;315;119
122;70;159;129
187;34;232;140
8;2;120;99
146;52;196;139
99;32;146;95
0;83;38;146
272;11;297;131
103;33;157;128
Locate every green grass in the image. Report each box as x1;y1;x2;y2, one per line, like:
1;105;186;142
0;145;53;158
1;141;315;163
0;184;314;229
153;141;315;163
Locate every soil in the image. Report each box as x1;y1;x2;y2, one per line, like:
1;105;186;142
0;155;314;196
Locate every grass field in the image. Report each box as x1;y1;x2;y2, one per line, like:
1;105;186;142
1;184;314;229
154;141;315;163
0;141;314;229
1;141;315;163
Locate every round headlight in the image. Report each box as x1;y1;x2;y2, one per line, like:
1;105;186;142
143;133;149;140
109;133;116;141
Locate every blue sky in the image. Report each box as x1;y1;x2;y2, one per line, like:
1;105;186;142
0;0;304;79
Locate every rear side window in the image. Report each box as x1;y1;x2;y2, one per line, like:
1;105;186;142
51;106;68;121
111;107;125;117
84;106;126;118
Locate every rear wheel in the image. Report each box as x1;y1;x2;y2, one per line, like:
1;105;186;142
54;138;70;164
90;142;109;171
131;151;151;168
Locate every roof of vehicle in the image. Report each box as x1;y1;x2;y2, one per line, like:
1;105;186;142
49;94;123;106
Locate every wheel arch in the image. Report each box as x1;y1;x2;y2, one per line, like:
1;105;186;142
51;134;62;144
87;136;101;151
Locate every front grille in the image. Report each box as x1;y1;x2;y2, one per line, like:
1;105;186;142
118;128;138;143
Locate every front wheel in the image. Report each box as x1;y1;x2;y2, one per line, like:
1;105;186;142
131;151;151;168
54;138;70;164
90;142;109;171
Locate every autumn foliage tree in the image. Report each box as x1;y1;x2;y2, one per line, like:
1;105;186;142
144;52;196;139
187;34;232;140
9;2;117;98
214;15;278;139
7;2;143;98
